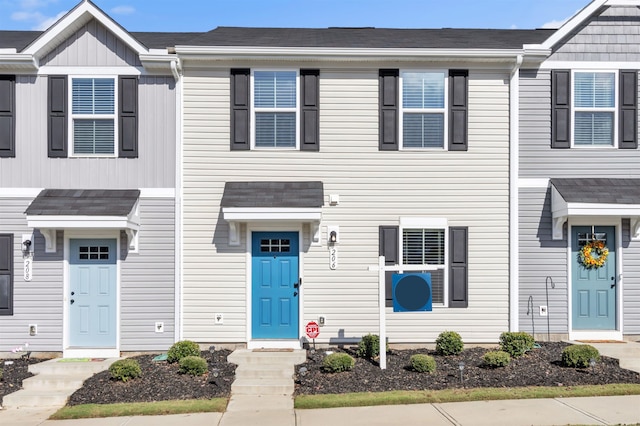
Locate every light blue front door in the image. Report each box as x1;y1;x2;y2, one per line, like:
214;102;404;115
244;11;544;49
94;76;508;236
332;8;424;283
251;232;299;339
572;226;616;330
69;239;117;347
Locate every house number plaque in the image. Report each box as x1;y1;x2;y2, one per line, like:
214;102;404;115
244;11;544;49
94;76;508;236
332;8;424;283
24;257;32;282
329;246;338;270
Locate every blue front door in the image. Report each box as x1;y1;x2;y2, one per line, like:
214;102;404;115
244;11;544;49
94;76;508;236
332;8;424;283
69;239;117;347
251;232;299;339
572;226;616;330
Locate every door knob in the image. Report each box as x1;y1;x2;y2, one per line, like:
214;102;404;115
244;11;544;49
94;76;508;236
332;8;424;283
293;291;298;297
70;299;75;304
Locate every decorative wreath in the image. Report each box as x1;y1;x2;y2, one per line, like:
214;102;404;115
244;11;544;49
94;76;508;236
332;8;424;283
579;240;609;269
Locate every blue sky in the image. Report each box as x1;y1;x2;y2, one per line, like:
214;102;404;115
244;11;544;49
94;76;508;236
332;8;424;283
0;0;592;32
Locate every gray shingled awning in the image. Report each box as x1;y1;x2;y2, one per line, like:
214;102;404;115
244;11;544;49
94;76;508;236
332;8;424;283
550;178;640;240
221;181;324;246
25;189;141;253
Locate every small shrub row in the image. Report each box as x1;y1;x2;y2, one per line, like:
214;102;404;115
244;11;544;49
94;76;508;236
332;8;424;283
499;332;535;358
323;352;355;372
356;334;389;359
562;344;600;368
179;355;208;376
435;331;464;356
109;359;142;382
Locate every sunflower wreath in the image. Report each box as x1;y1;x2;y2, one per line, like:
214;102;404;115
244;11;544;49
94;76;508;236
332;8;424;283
579;240;609;269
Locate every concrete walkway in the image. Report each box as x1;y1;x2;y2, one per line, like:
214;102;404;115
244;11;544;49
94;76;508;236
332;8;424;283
1;342;639;426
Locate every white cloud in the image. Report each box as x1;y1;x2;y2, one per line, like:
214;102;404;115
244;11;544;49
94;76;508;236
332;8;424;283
541;18;568;29
510;24;518;29
10;0;65;30
111;5;136;16
36;10;66;30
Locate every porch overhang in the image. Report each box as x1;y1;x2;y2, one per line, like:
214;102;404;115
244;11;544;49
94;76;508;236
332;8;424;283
25;189;141;253
550;178;640;240
221;181;324;246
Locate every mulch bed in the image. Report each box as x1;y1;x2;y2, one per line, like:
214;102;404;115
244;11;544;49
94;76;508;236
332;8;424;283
294;342;640;395
0;357;42;406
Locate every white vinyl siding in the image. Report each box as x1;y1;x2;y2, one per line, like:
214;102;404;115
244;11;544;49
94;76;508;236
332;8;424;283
252;70;298;148
573;72;616;147
70;77;116;156
183;68;510;344
400;71;447;149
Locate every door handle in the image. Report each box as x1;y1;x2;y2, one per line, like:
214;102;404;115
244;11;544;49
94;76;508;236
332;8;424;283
71;291;75;296
70;299;75;305
293;291;298;297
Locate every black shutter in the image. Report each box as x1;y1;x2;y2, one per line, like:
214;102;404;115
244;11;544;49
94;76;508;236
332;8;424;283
119;76;138;158
48;75;67;158
551;70;571;149
0;75;15;158
449;227;468;308
619;70;638;149
0;234;13;316
300;69;320;151
230;68;250;151
379;69;399;151
449;70;468;151
379;226;399;308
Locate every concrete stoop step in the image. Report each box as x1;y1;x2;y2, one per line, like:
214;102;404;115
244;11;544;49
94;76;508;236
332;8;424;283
3;357;118;409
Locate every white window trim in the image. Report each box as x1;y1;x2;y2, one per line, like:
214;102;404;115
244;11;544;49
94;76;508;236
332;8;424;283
399;217;449;307
68;74;118;158
399;70;448;151
250;68;300;150
570;69;618;149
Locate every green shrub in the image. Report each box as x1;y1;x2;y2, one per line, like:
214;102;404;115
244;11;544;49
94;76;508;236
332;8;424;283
483;350;511;368
323;352;355;373
499;332;535;358
167;340;201;363
410;354;436;373
356;334;388;359
435;331;464;356
109;359;142;382
562;345;601;368
179;355;208;376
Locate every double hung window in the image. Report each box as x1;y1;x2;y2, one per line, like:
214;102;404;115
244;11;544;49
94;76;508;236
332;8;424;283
401;224;446;304
400;71;447;149
573;71;616;147
71;77;116;156
252;71;298;148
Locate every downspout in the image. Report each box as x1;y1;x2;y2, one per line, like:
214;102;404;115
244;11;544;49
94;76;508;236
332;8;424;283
171;58;184;342
509;54;523;333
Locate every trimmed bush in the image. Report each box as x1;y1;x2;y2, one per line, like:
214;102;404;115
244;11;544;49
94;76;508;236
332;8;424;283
167;340;201;363
483;350;511;368
410;354;436;373
323;352;355;373
499;332;535;358
179;355;208;376
356;334;388;359
562;344;601;368
435;331;464;356
109;359;142;382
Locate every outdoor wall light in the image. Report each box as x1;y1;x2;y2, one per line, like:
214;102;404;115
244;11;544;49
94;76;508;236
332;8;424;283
329;231;337;243
22;239;32;255
327;225;339;244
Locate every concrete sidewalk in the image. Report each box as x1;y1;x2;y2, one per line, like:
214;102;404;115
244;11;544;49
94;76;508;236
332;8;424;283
1;394;637;425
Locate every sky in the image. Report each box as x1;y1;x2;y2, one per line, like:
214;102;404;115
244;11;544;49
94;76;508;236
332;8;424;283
0;0;594;33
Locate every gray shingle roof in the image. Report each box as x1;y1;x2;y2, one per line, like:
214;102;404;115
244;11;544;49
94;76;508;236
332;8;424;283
0;31;42;50
221;181;324;208
183;27;555;49
25;189;140;216
551;178;640;204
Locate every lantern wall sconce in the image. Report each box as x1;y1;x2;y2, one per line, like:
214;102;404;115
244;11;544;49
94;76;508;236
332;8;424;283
327;226;339;244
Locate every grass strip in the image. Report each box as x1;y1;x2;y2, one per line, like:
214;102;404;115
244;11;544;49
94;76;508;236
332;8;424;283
294;384;640;409
49;398;228;420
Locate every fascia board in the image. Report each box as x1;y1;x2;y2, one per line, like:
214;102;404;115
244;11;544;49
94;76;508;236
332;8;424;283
223;207;322;222
23;1;148;58
26;215;139;229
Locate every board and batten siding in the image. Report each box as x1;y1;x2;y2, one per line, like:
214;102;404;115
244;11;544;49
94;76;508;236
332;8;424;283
518;188;569;335
549;7;640;62
182;67;512;344
40;19;142;68
1;75;176;188
519;69;640;178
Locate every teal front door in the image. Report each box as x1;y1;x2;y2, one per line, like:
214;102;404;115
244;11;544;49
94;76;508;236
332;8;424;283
572;226;616;330
251;232;299;339
69;239;117;347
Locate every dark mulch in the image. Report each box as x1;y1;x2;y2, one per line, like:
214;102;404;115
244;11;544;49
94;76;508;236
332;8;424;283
3;343;640;406
294;342;640;395
0;357;43;405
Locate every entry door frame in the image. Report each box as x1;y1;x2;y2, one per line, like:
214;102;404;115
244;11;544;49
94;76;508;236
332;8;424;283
567;217;623;341
63;230;121;358
246;223;304;349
